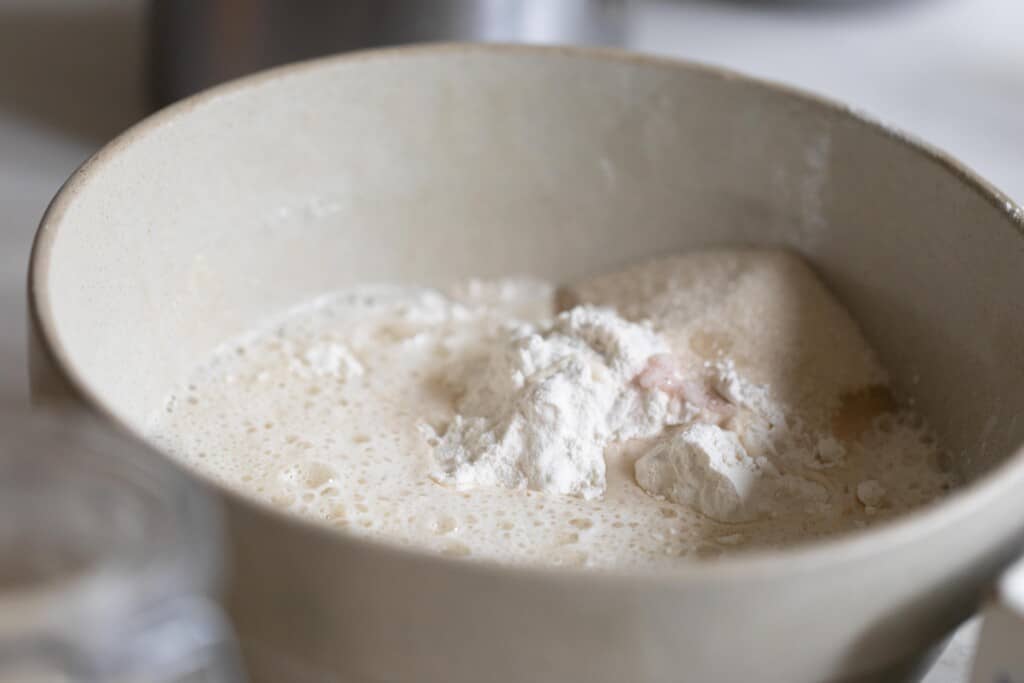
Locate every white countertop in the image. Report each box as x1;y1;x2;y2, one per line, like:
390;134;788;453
1;1;1020;680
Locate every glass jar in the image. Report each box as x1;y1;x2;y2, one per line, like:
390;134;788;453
0;405;243;683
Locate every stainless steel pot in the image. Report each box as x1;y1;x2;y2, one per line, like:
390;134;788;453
28;44;1024;682
149;0;626;105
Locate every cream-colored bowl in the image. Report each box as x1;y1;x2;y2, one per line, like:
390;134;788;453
28;44;1024;682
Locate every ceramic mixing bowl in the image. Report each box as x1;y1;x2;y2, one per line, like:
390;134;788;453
28;44;1024;682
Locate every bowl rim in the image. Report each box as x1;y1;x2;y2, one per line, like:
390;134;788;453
27;41;1024;586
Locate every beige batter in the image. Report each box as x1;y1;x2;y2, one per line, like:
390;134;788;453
148;249;956;569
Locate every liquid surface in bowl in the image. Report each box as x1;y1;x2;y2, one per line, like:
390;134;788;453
148;249;957;568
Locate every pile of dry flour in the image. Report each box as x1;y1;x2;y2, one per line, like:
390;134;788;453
426;303;837;523
427;306;678;499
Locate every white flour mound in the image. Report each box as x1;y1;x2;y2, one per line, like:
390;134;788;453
427;300;843;522
428;306;680;499
428;250;895;524
633;420;831;524
635;423;766;523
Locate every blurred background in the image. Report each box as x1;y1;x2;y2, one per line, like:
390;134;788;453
0;1;1021;680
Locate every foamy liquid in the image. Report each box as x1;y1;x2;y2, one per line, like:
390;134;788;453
148;280;956;569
